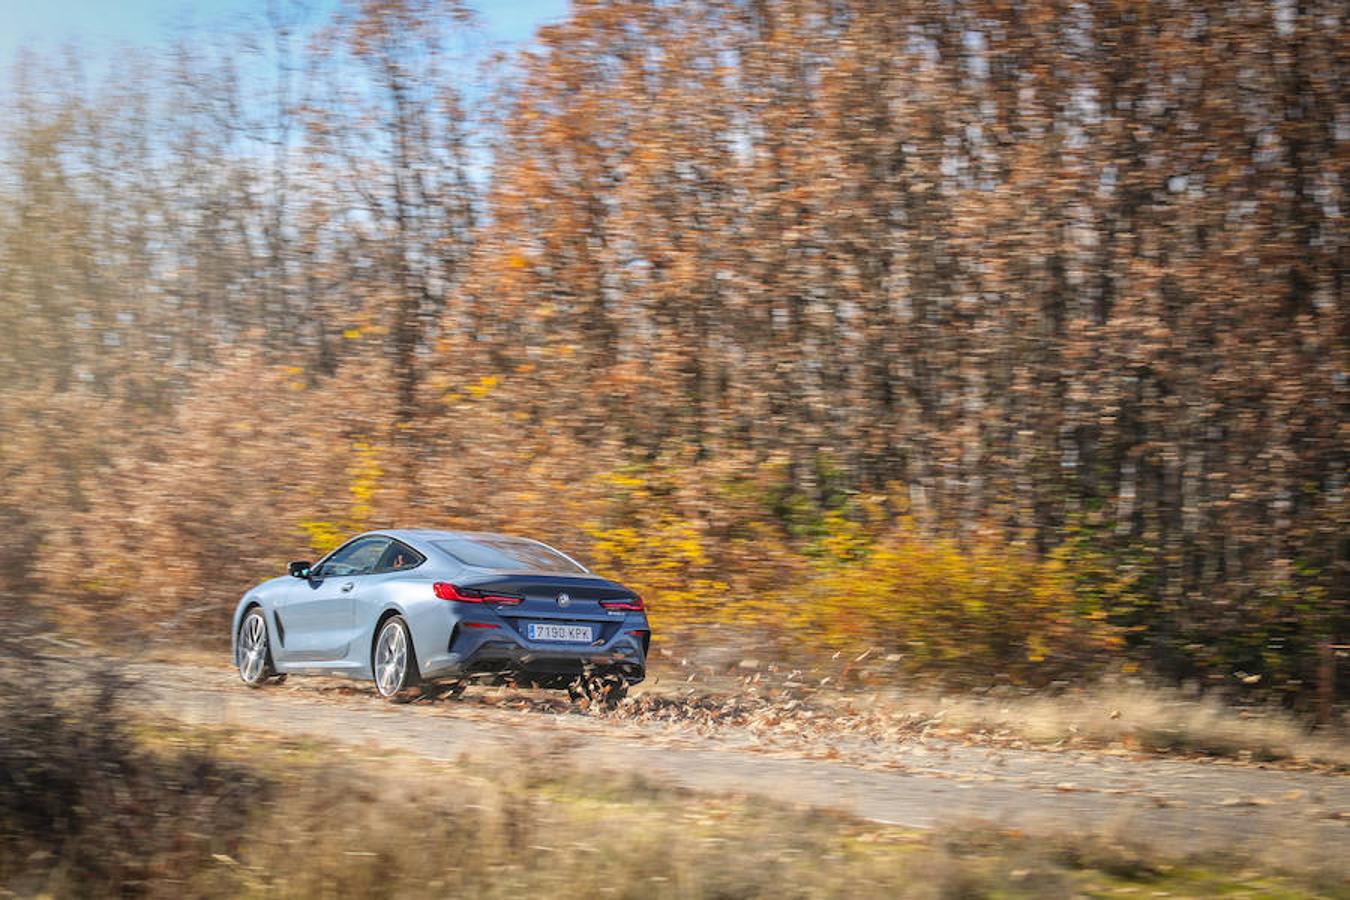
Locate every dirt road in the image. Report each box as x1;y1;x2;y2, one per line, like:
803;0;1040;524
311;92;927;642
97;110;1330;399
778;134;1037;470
129;662;1347;854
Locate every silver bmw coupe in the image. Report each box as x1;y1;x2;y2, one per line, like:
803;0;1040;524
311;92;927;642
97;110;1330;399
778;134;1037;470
231;530;649;703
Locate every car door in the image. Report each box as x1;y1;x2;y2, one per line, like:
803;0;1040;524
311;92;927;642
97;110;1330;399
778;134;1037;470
277;536;390;662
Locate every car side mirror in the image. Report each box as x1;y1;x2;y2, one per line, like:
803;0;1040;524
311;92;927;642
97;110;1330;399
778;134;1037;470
288;560;312;579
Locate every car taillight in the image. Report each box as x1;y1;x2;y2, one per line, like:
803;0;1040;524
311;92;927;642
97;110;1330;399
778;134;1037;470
433;583;523;605
600;595;645;611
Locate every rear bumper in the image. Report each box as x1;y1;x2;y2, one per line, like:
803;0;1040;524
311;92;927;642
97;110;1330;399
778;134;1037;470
419;623;647;686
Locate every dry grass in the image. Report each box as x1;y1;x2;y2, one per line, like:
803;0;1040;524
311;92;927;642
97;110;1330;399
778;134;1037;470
0;653;260;896
1;652;1341;900
158;728;1343;900
640;637;1350;770
859;683;1350;769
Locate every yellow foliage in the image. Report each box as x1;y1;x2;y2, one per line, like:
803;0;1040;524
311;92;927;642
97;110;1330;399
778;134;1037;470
299;441;385;555
582;461;1113;681
466;374;500;398
586;517;730;626
794;517;1115;681
299;520;345;556
348;441;383;524
441;375;501;406
597;470;647;491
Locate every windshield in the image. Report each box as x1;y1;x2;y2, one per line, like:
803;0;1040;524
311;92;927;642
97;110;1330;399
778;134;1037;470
432;537;587;574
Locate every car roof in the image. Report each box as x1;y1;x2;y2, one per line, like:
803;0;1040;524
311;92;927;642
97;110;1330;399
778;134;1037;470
333;529;591;575
367;529;574;558
377;528;533;544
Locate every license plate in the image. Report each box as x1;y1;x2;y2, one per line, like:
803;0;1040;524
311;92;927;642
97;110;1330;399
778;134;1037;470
527;623;593;643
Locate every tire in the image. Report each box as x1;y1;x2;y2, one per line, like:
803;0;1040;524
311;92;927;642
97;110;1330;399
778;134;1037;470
237;609;275;687
372;615;420;701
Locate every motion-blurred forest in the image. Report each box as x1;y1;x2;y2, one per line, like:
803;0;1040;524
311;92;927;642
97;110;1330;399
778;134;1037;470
0;0;1344;703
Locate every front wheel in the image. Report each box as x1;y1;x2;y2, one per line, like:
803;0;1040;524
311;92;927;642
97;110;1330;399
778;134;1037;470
237;609;274;686
373;616;420;701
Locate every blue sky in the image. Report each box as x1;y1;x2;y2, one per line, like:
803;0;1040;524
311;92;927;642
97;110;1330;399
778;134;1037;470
0;0;571;68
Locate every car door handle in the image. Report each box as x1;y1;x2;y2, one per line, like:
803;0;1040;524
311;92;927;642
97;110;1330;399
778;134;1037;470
340;582;355;593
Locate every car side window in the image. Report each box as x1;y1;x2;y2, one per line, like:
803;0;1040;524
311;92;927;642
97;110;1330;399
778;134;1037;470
317;537;391;578
374;541;425;574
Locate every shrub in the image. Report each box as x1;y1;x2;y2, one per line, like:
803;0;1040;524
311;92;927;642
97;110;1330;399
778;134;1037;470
792;518;1120;683
0;606;263;895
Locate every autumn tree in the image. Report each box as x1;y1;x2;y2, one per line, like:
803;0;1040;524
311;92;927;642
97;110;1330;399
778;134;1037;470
0;0;1343;695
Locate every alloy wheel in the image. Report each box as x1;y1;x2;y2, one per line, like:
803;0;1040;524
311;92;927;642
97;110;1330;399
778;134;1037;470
375;620;409;697
238;611;270;685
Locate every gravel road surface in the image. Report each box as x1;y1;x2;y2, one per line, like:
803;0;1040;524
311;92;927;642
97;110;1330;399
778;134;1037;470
128;662;1348;854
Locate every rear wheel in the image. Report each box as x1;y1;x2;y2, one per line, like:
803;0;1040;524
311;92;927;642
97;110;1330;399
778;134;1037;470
237;609;274;686
373;616;420;701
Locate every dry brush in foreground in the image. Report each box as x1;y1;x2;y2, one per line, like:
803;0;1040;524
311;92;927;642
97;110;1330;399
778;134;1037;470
1;644;1344;898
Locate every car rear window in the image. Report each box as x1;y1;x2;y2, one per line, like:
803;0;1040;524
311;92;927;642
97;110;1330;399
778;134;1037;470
432;537;586;574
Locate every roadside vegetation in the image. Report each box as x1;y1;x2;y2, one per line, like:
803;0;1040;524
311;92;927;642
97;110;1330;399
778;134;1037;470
0;0;1344;711
1;640;1342;899
0;618;259;895
2;2;1344;895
